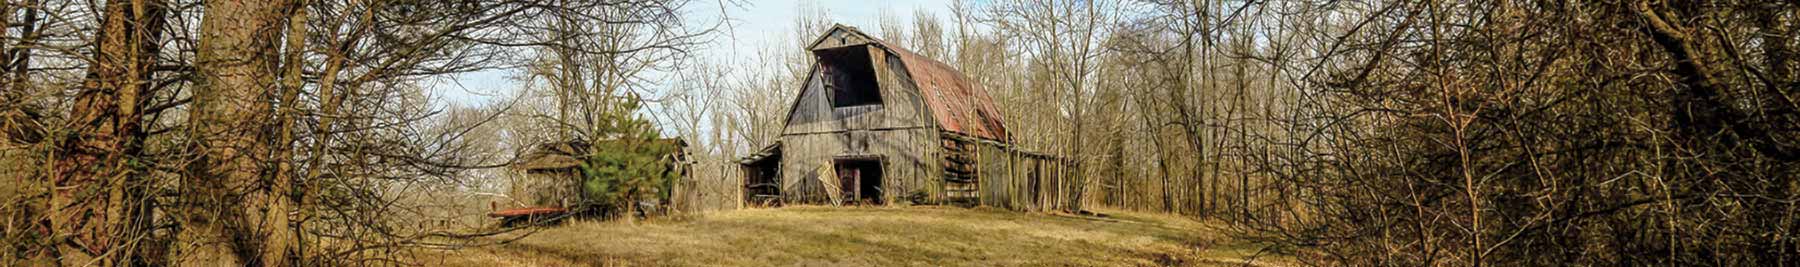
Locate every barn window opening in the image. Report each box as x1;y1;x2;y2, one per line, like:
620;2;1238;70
816;46;882;107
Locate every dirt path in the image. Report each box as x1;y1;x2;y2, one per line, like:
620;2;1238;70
425;206;1280;266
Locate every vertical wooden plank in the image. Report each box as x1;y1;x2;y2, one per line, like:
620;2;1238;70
1006;151;1020;210
1045;158;1054;212
978;143;1007;209
973;140;984;206
987;144;996;208
1036;159;1051;211
1042;159;1054;211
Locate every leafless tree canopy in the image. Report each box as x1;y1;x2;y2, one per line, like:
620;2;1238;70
2;0;1797;266
1013;0;1799;265
1;0;709;265
839;0;1799;265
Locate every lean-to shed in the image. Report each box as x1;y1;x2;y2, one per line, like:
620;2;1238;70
740;25;1077;211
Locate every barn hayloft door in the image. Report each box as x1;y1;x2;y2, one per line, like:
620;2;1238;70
833;156;884;205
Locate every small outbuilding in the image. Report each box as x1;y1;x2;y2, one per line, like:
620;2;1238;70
507;138;691;219
740;25;1077;211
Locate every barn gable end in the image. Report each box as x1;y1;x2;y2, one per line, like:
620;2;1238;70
746;25;1073;211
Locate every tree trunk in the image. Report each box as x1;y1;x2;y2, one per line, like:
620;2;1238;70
50;0;164;265
181;0;297;265
271;0;308;262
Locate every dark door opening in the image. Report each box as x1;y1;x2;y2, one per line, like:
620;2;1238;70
834;157;884;205
741;147;783;207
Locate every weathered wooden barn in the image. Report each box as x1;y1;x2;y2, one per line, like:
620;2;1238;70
740;25;1077;211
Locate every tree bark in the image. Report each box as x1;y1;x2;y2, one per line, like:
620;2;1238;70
50;0;164;265
270;0;308;262
181;0;298;265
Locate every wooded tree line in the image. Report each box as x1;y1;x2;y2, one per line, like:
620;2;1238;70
0;0;701;265
2;0;1796;266
666;0;1799;265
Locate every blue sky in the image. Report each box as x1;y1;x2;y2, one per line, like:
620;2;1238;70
426;0;969;107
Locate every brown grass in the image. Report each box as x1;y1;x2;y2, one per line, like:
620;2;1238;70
421;206;1281;266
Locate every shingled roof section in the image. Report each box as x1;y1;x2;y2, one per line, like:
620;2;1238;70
812;25;1011;142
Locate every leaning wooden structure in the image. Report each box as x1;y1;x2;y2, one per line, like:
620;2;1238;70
739;25;1078;212
507;138;692;219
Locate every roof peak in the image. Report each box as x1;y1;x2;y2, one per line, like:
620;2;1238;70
791;24;1013;142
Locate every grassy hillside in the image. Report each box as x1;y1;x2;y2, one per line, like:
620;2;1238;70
425;206;1280;266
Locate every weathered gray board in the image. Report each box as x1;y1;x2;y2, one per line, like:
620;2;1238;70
778;44;944;204
957;134;1077;212
764;26;1078;212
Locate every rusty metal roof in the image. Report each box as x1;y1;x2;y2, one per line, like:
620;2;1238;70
814;25;1011;142
737;142;782;165
887;44;1011;142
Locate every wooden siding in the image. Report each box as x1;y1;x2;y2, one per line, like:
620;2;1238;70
775;44;945;205
808;27;873;51
777;128;940;204
516;170;578;208
760;26;1074;212
947;133;1079;212
784;46;934;135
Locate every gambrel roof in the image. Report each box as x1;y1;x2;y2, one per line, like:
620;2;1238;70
802;24;1011;142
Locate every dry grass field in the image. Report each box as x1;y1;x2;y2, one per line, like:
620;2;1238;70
423;206;1281;266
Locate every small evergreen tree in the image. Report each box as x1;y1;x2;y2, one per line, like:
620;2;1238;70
572;99;682;219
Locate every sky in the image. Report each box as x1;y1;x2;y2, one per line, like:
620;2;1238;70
424;0;969;108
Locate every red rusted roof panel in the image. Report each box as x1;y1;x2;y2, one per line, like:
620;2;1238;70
869;37;1009;141
807;25;1011;142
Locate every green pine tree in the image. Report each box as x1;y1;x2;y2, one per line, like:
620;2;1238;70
572;98;682;219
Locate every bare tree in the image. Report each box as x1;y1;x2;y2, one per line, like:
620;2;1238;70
983;0;1122;212
47;0;165;265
